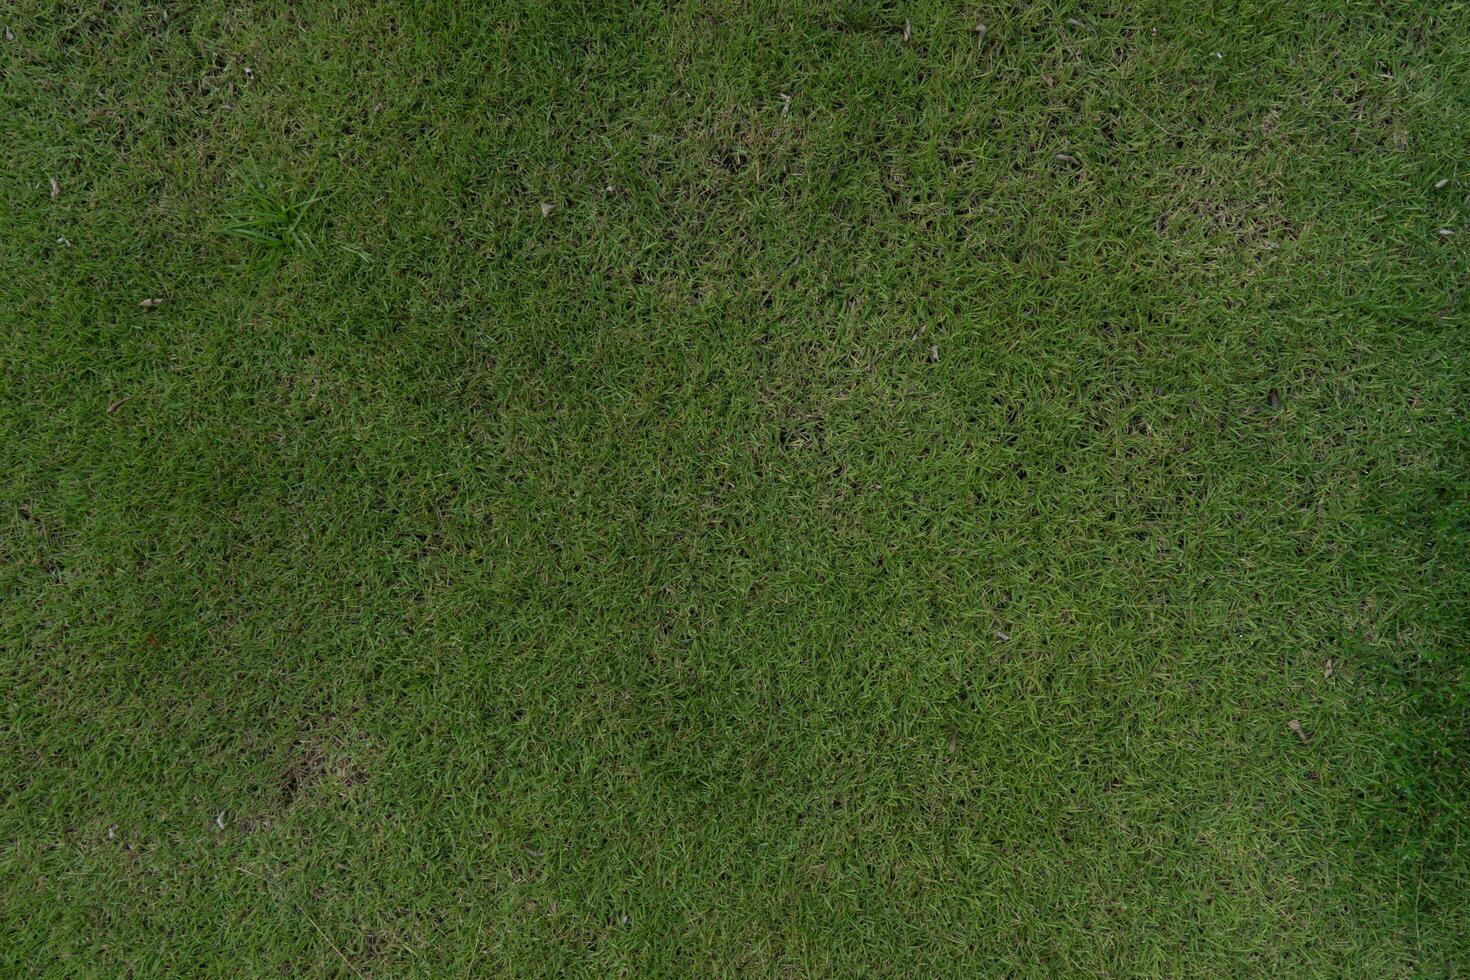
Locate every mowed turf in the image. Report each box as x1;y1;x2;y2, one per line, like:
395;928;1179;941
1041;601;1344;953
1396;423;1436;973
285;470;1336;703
3;0;1468;974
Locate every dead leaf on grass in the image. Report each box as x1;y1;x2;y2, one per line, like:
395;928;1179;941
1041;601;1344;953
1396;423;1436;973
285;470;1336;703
138;297;164;308
1323;659;1334;678
1287;718;1308;742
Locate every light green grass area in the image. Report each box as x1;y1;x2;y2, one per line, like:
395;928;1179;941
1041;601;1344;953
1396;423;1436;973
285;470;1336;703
3;1;1468;974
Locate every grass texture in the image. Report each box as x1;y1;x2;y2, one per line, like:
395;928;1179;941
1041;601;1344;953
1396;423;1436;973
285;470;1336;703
3;1;1468;974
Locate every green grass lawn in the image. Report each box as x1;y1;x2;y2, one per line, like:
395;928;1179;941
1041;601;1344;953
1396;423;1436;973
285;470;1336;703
4;1;1468;974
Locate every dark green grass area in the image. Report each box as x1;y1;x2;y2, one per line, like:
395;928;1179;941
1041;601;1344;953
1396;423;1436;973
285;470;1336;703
3;0;1468;973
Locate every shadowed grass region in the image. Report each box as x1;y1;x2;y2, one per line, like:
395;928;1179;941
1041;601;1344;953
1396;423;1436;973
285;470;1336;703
2;0;1468;974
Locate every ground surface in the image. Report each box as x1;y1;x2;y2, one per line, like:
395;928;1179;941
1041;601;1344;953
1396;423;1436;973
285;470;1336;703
3;1;1468;975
